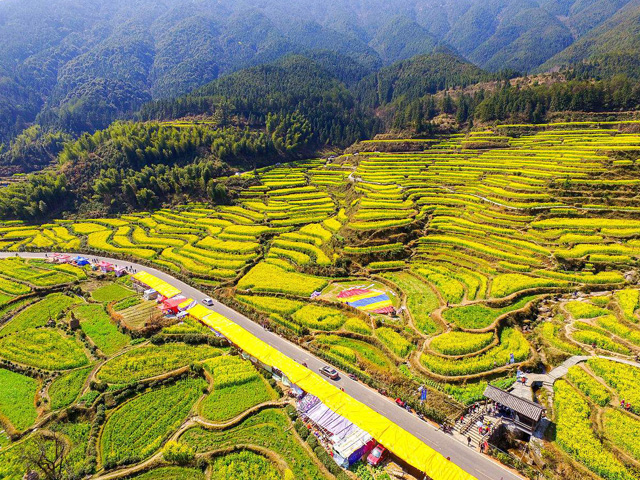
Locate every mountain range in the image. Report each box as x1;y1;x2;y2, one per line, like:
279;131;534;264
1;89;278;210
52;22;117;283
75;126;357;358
2;0;640;146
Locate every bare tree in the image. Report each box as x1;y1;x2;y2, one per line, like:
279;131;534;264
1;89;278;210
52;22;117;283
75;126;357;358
21;431;75;480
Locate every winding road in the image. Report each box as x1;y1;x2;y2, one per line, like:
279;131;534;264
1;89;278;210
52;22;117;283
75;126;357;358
5;252;524;480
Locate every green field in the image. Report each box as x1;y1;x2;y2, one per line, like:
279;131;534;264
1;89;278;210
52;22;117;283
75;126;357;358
74;304;130;356
100;377;206;466
0;369;38;431
97;343;222;383
0;293;79;335
0;328;89;370
200;356;278;422
48;366;93;410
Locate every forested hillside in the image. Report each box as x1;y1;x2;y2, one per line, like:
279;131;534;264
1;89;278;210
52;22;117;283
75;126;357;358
140;55;377;147
2;0;640;149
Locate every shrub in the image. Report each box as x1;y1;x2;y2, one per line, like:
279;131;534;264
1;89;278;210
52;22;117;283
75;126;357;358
163;441;195;465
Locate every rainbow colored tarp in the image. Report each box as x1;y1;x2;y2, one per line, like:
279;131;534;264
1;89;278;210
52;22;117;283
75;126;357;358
189;305;476;480
338;288;394;314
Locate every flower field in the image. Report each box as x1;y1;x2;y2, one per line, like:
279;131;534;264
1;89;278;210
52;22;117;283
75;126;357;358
0;328;89;370
132;467;206;480
603;409;640;463
97;343;222;383
180;409;327;480
420;328;530;377
48;366;93;410
565;365;611;406
587;359;640;415
100;377;206;466
554;380;636;480
200;355;278;422
429;331;494;356
208;451;280;480
0;293;79;335
4;123;640;478
0;369;38;432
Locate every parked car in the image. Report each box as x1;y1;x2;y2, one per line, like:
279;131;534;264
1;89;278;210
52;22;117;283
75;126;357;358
319;366;339;380
348;373;358;381
367;444;387;466
202;297;214;306
395;398;406;408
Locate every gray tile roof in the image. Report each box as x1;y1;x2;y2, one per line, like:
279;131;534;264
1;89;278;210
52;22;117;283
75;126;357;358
483;385;545;422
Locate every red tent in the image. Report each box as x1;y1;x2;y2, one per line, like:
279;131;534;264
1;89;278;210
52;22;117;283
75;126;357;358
96;261;114;272
162;296;186;315
337;288;370;299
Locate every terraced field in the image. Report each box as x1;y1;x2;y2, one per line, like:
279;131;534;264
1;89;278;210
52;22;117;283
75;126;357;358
2;122;640;479
0;265;328;480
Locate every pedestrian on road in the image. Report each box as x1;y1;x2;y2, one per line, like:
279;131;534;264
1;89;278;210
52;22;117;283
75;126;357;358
467;436;472;447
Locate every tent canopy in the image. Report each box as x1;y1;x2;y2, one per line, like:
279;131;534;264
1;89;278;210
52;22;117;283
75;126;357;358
132;271;181;299
163;296;186;309
191;304;477;480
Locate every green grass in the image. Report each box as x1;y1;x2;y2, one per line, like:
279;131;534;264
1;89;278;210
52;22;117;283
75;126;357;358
200;356;278;422
0;293;79;335
100;377;206;466
442;295;538;330
130;467;206;480
91;283;135;303
74;304;130;356
0;368;38;431
0;328;89;370
382;271;440;334
97;343;222;383
48;366;92;410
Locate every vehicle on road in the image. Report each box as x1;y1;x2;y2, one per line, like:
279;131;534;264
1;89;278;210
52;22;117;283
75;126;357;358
319;366;339;380
367;444;387;466
395;398;406;408
202;297;214;306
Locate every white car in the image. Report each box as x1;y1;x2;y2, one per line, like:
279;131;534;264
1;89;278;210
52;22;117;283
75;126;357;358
202;297;214;306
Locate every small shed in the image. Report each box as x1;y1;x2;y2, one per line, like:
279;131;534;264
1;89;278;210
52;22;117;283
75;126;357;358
114;266;127;277
483;385;545;435
143;289;158;301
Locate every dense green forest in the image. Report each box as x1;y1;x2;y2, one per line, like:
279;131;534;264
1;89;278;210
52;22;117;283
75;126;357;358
3;0;640;221
386;75;640;131
139;55;378;147
0;120;311;219
2;0;640;148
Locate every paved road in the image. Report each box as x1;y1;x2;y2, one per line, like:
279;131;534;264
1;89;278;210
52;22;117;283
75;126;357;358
8;252;523;480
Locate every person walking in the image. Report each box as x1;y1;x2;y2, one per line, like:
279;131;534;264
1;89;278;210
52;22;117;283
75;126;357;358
467;436;472;447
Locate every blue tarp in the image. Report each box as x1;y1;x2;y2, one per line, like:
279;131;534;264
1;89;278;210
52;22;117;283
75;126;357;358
75;257;90;266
